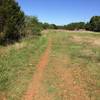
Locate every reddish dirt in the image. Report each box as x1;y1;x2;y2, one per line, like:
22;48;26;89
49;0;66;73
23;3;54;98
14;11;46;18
56;67;90;100
22;39;51;100
47;56;90;100
0;93;6;100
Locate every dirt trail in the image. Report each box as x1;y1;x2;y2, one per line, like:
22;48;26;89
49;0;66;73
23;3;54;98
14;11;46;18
22;38;51;100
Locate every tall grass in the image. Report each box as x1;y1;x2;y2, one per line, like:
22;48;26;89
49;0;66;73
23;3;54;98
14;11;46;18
0;36;48;100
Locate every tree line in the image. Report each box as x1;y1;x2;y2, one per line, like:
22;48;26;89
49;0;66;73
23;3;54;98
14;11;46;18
0;0;25;44
0;0;42;45
42;16;100;32
0;0;100;45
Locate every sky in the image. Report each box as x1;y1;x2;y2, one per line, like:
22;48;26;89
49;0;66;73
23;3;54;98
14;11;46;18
16;0;100;25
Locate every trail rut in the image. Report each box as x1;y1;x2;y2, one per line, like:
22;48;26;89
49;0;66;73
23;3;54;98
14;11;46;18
22;39;51;100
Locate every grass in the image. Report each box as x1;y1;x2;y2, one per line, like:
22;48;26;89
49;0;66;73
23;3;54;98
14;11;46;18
0;30;100;100
43;30;100;100
0;36;48;100
65;33;100;100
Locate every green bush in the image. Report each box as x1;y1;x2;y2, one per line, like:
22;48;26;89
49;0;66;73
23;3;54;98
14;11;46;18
0;0;25;45
23;16;42;37
64;22;86;30
89;16;100;32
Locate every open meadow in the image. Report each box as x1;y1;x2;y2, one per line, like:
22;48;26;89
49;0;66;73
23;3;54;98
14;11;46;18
0;30;100;100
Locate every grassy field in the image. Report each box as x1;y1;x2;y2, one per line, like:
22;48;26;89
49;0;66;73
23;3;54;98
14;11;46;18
42;30;100;100
0;36;48;100
0;30;100;100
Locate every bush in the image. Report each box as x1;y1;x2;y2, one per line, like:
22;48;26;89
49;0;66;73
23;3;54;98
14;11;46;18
0;0;25;45
64;22;86;30
89;16;100;32
23;16;41;37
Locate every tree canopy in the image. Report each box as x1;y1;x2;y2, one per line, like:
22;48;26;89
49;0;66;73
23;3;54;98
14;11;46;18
64;22;86;30
0;0;100;45
0;0;25;44
89;16;100;32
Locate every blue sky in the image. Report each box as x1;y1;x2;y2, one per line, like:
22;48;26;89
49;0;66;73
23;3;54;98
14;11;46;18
17;0;100;25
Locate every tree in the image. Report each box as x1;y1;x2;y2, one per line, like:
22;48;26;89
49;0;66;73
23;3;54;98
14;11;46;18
89;16;100;32
85;22;90;30
42;23;50;29
0;0;6;33
49;24;57;29
0;0;25;44
42;23;58;29
65;22;86;30
24;16;41;36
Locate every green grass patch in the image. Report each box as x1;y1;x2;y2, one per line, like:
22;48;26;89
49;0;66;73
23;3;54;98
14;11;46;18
0;36;48;100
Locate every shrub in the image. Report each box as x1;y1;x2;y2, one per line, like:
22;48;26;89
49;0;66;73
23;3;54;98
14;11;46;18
89;16;100;32
23;16;41;37
0;0;25;45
